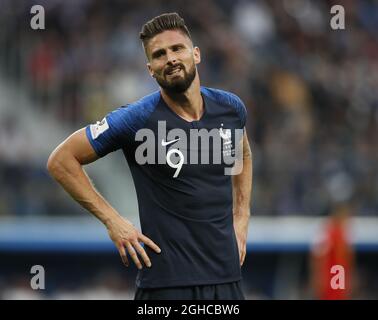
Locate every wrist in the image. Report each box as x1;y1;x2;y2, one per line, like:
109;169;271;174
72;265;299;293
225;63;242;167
102;211;123;229
233;208;251;218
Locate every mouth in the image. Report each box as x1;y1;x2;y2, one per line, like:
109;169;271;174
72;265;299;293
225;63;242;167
166;66;183;76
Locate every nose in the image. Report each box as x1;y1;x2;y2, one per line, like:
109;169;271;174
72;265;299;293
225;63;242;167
166;49;177;65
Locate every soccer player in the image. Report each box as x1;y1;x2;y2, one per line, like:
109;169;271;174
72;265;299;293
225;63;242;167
47;12;252;300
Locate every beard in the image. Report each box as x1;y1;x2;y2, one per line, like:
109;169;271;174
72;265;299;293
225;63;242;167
155;62;196;94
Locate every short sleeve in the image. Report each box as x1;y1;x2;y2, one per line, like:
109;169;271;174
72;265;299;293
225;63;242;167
85;107;136;157
85;91;160;157
233;95;247;128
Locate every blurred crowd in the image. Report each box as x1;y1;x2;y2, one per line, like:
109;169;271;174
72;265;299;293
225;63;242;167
0;0;377;216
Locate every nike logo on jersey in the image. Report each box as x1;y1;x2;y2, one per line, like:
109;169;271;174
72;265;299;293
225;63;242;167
161;138;180;146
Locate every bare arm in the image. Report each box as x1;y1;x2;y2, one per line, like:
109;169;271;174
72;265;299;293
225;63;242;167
47;128;161;269
232;129;252;266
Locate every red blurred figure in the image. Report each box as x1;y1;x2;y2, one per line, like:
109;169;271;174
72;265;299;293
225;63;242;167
310;204;355;300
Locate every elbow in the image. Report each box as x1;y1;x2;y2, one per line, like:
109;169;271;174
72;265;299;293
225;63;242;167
47;148;63;180
46;150;57;177
47;144;81;181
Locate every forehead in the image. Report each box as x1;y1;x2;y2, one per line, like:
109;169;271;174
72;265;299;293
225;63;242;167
147;30;192;53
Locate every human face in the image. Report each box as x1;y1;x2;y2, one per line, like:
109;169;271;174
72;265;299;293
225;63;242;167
146;30;201;94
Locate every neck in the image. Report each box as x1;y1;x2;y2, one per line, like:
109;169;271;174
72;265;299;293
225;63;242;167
161;73;203;122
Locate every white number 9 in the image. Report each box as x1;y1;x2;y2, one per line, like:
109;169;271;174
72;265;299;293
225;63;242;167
166;148;184;178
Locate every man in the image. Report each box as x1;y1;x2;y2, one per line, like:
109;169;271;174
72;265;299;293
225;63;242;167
47;12;252;300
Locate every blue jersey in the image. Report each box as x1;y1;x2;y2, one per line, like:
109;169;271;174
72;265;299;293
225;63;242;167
86;86;247;288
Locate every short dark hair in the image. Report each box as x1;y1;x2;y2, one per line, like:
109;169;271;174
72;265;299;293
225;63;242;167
139;13;192;50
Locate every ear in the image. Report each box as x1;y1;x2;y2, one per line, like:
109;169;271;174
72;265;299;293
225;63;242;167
193;46;201;65
147;63;155;78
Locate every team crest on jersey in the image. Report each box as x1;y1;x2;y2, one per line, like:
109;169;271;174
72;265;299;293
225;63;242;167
90;117;109;139
219;124;234;157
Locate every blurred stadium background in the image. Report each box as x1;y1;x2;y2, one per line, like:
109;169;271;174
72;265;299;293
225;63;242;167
0;0;377;299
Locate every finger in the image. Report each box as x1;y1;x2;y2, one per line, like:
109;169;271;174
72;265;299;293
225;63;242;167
125;241;143;270
236;240;242;262
238;246;244;265
117;243;129;267
139;234;161;254
240;251;246;266
132;241;152;268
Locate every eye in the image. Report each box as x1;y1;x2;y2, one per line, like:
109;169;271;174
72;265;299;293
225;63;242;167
172;45;184;52
152;50;165;59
